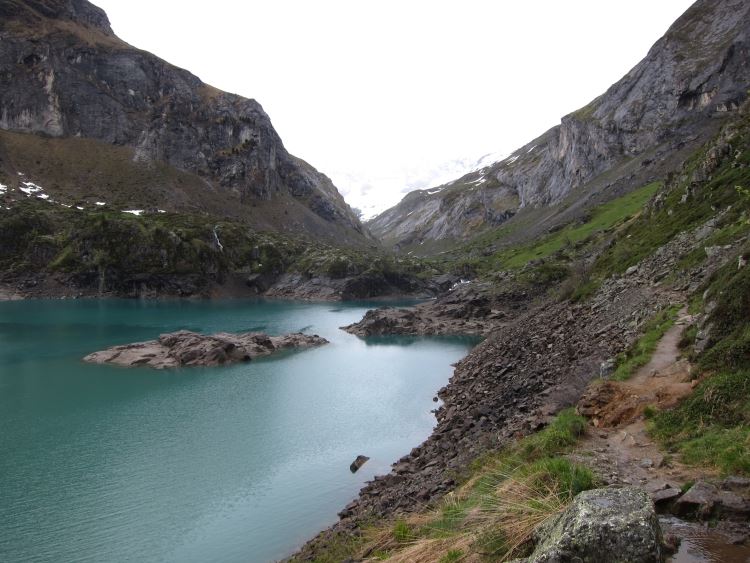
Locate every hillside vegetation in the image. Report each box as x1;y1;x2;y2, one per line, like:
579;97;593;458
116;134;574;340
0;200;433;297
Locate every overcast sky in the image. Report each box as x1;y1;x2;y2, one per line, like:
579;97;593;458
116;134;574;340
96;0;696;218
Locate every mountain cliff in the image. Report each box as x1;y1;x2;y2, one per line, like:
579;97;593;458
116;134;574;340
0;0;368;245
369;0;750;252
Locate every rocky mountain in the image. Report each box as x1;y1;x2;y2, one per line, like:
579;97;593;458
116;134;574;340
0;0;369;245
369;0;750;252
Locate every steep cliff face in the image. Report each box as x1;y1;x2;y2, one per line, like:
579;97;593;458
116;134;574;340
0;0;368;244
369;0;750;250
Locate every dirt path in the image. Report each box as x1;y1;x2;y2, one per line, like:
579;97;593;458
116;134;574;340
571;307;709;491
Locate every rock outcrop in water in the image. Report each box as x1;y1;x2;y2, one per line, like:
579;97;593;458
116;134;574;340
83;330;328;369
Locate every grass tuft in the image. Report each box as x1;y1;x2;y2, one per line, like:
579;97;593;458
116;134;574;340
649;370;750;475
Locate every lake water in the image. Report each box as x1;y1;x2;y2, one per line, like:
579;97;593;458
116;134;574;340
0;299;475;563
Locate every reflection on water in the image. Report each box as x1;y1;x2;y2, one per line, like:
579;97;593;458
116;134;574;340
661;516;750;562
361;334;483;348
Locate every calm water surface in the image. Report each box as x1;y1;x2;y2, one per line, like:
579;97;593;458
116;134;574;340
0;299;475;562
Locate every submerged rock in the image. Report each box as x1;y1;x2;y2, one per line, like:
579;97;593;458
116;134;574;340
350;455;370;473
526;487;664;562
83;330;328;369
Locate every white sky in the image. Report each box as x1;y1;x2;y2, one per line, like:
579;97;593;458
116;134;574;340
96;0;696;218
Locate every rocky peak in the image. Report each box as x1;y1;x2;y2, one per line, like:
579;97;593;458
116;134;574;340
0;0;113;35
0;0;368;244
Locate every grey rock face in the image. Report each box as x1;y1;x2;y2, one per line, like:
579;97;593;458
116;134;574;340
369;0;750;249
527;487;664;563
83;329;328;368
0;0;364;237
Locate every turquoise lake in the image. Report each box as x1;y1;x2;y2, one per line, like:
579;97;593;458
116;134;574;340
0;299;475;562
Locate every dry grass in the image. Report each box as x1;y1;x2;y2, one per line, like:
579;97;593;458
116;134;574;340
474;470;571;559
378;534;475;563
359;468;575;562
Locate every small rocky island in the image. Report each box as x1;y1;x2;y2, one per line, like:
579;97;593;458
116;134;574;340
84;330;328;369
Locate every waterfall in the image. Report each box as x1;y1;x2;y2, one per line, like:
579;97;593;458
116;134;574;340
213;225;224;252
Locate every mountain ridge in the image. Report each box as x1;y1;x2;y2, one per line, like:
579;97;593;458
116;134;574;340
368;0;750;252
0;0;370;246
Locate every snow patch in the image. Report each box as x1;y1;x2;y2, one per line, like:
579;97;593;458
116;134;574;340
95;202;106;206
19;182;44;196
449;279;471;291
60;203;72;208
157;209;166;214
527;145;537;153
472;151;507;171
17;172;24;176
76;206;84;210
123;209;144;216
37;193;50;200
0;183;7;194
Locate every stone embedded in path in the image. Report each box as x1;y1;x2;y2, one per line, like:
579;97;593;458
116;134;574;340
83;330;328;369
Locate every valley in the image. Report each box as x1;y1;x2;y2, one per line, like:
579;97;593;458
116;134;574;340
0;0;749;562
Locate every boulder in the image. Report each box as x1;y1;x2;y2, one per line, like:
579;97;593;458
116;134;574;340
526;487;664;562
673;481;719;518
651;487;682;505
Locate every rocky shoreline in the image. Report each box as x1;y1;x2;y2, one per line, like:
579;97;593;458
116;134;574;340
291;215;739;559
0;270;449;302
83;330;328;369
0;285;23;301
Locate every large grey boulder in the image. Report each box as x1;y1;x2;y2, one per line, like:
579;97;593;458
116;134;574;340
526;487;664;563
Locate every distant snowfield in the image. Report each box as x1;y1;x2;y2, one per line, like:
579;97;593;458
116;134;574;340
343;150;508;221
